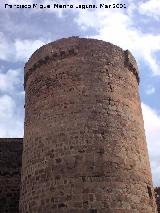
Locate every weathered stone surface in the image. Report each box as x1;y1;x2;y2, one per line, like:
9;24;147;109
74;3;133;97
0;138;23;213
155;187;160;213
19;37;157;212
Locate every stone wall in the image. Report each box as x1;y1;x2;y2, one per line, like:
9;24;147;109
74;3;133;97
155;187;160;213
0;138;23;213
20;37;157;212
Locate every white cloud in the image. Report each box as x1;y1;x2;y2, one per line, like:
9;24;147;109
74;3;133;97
146;86;156;95
0;68;22;93
142;103;160;186
138;0;160;20
0;32;11;61
0;95;15;119
0;32;45;62
0;95;24;137
0;69;24;138
15;39;45;61
73;1;160;75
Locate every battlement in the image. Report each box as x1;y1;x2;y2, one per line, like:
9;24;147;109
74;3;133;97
24;37;139;89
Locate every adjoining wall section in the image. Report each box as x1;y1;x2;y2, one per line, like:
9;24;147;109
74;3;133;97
0;138;23;213
155;188;160;213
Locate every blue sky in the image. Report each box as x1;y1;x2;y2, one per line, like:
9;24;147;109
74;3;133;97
0;0;160;186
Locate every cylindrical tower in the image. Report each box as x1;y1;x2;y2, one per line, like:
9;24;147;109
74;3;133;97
20;37;157;212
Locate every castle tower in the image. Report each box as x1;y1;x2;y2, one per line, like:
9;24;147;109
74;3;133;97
20;37;157;212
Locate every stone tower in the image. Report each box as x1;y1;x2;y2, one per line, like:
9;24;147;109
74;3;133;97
19;37;157;212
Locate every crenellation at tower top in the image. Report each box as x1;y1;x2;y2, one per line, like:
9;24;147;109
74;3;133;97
24;37;139;89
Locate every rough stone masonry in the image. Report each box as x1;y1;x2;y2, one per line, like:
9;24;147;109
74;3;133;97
0;138;23;213
18;37;158;212
155;188;160;213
